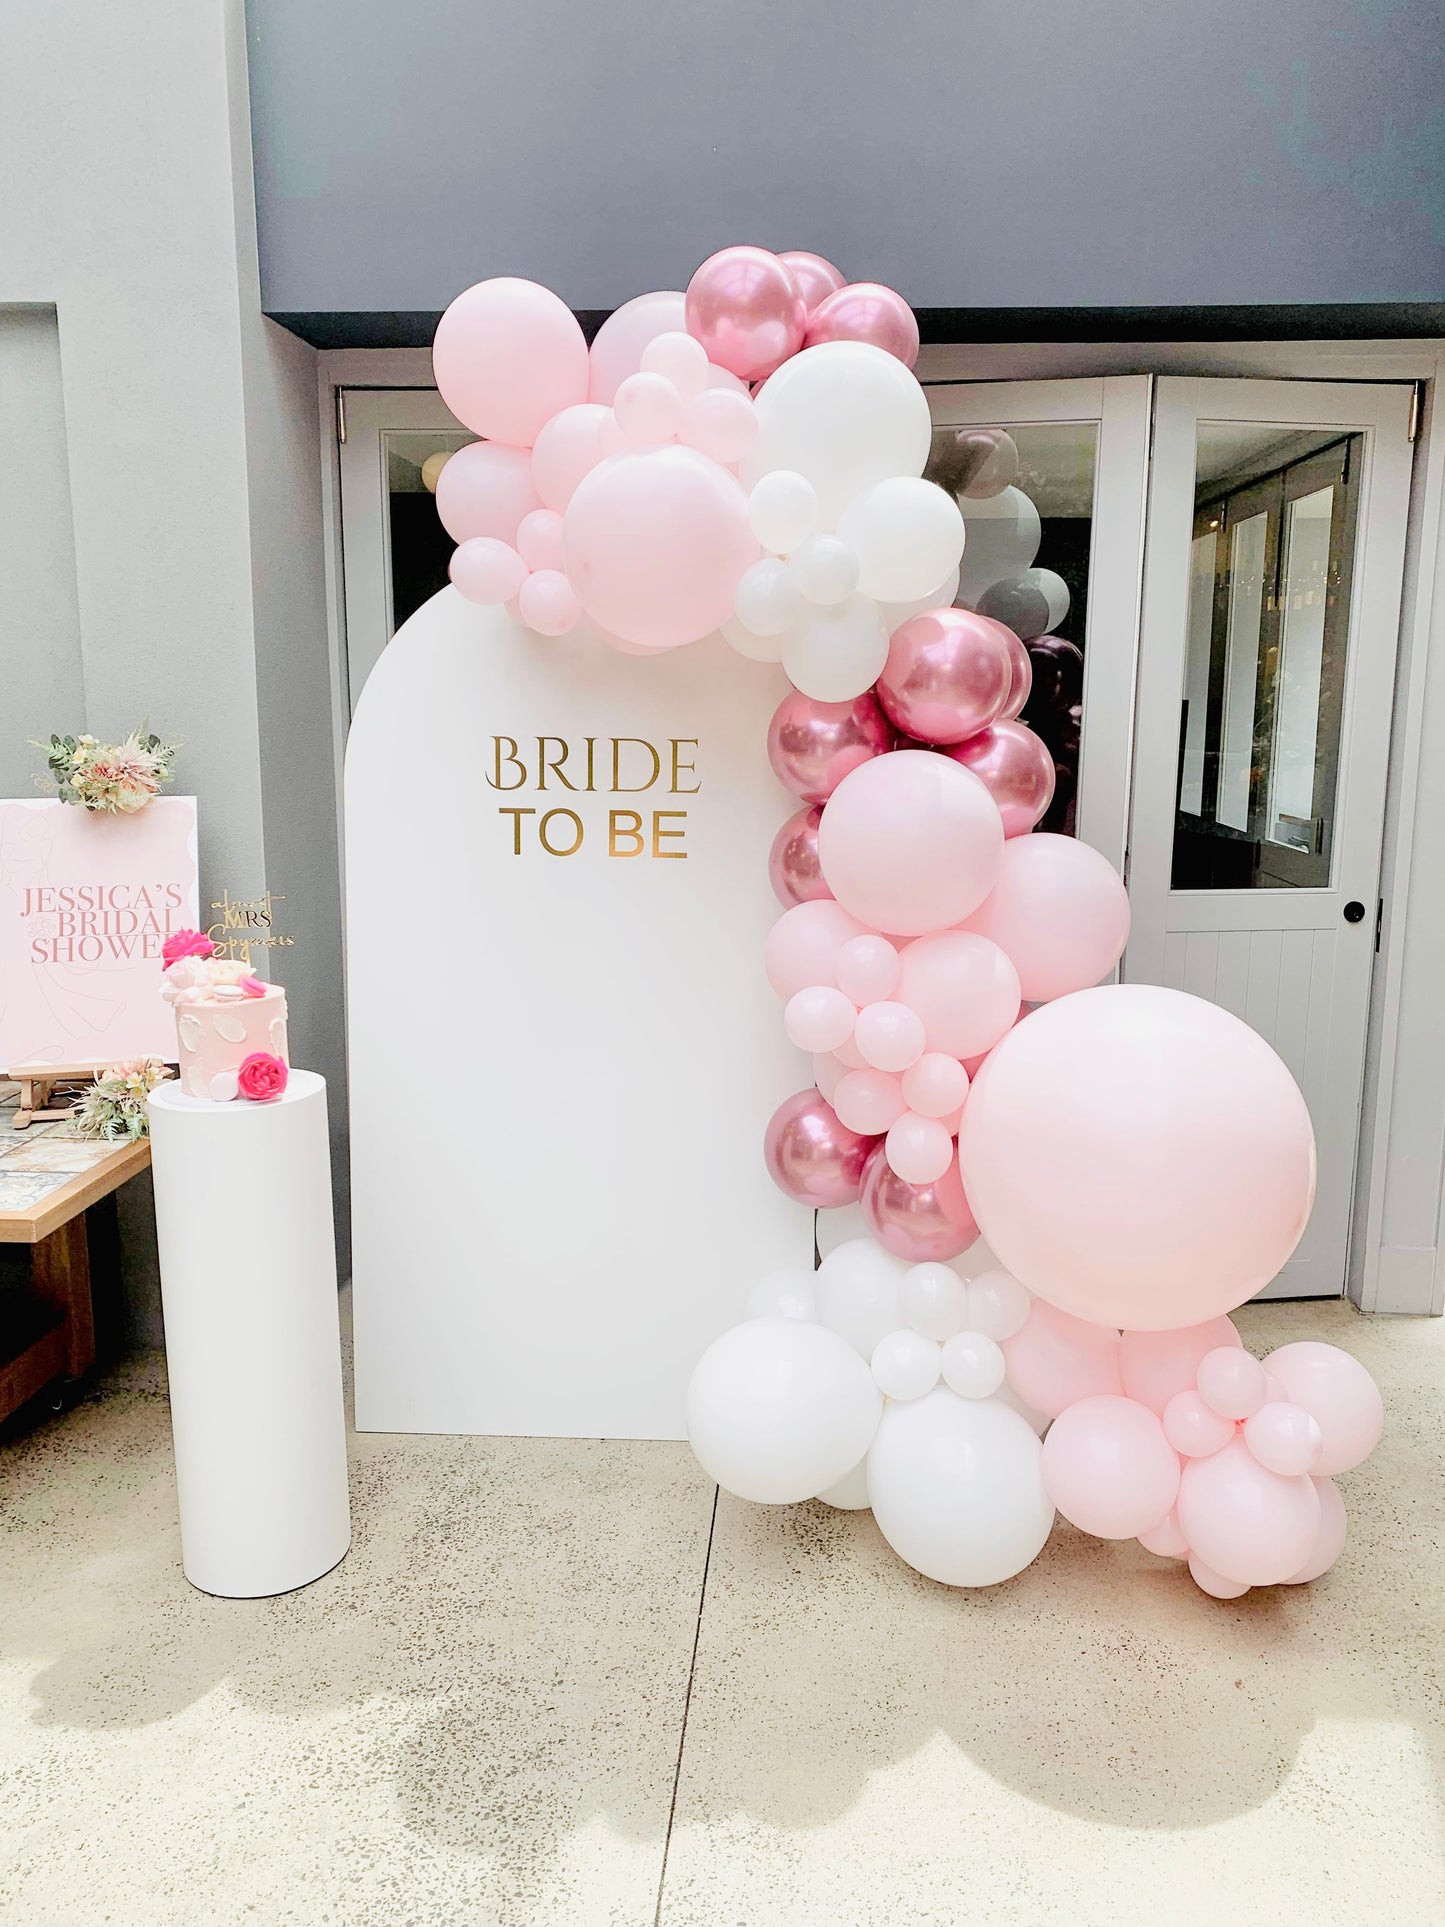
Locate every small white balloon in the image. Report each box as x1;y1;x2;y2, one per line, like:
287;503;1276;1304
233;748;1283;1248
900;1262;969;1340
940;1330;1006;1399
746;1267;819;1322
639;329;710;400
613;371;682;445
966;1267;1032;1342
722;612;784;663
837;477;967;604
749;469;819;554
954;485;1042;607
792;534;861;607
816;1236;909;1357
871;1328;943;1401
878;565;961;634
781;595;890;703
816;1459;871;1510
735;557;802;637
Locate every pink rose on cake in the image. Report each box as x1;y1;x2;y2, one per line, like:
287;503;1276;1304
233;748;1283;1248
162;928;215;968
237;1051;288;1102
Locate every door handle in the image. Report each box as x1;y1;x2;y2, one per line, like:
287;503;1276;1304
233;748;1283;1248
1343;900;1366;923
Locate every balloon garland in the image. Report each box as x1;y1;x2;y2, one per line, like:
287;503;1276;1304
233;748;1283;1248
430;247;1383;1600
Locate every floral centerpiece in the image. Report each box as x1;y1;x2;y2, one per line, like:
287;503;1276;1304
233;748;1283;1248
72;1059;174;1141
33;729;178;813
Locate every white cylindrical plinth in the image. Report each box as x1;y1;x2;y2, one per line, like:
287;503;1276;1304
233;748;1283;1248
148;1071;350;1597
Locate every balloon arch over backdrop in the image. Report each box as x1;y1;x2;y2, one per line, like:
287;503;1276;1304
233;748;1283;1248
428;246;1383;1601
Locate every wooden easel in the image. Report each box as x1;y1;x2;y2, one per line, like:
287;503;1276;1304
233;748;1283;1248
5;1066;106;1130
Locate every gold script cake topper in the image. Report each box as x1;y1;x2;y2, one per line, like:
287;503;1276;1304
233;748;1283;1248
206;888;296;966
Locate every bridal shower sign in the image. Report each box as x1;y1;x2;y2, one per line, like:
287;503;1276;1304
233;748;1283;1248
0;797;199;1068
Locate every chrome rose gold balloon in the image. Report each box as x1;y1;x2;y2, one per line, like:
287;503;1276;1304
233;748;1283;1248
985;620;1033;721
876;608;1012;745
764;1088;877;1208
778;249;846;314
685;247;808;384
860;1144;979;1261
766;689;896;804
768;805;832;907
802;283;921;370
948;719;1056;837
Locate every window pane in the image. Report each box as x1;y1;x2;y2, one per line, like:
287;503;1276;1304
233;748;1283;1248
1268;485;1334;842
1179;531;1216;816
1218;511;1267;832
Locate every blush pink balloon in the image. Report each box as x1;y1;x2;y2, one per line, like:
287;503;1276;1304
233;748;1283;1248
784;985;857;1053
835;934;901;1006
765;900;870;1001
435;441;543;545
1176;1436;1321;1587
1041;1396;1181;1540
1000;1299;1123;1420
813;1051;845;1106
833;1068;906;1136
517;569;581;637
884;1112;955;1184
769;805;831;907
587;291;686;404
1160;1388;1237;1459
1283;1475;1347;1583
960;985;1317;1331
961;833;1131;1002
948;720;1055;838
685;247;808;383
803;283;920;370
854;1001;926;1073
817;750;1004;936
433;278;589;447
1188;1557;1250;1600
764;1088;876;1208
860;1146;978;1262
1242;1402;1324;1477
878;609;1013;745
449;537;528;605
767;690;896;805
1138;1508;1189;1558
1196;1346;1269;1421
530;403;612;510
516;508;566;573
779;250;847;313
895;931;1021;1059
994;624;1034;721
901;1052;970;1119
1261;1342;1384;1475
563;446;758;649
1119;1318;1244;1415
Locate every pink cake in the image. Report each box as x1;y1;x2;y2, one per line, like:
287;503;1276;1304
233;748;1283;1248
160;947;290;1102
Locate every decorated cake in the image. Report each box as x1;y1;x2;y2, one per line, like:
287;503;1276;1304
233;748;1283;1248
160;930;289;1103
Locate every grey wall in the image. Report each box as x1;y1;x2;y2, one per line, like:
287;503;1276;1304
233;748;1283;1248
247;0;1445;337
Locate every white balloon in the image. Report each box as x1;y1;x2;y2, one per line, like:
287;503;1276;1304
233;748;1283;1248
900;1262;969;1340
792;534;861;607
954;485;1042;608
721;612;784;664
940;1330;1006;1399
744;341;933;527
687;1317;882;1504
866;1387;1055;1586
816;1459;871;1510
745;1267;819;1322
781;595;890;702
816;1236;908;1357
749;469;819;554
837;478;966;604
735;557;802;637
965;1267;1032;1342
871;1328;943;1401
976;566;1070;642
878;565;961;634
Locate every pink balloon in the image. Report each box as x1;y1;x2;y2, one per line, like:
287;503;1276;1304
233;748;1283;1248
1261;1342;1383;1475
682;388;759;466
901;1052;970;1119
1188;1556;1250;1600
835;935;901;1006
769;805;831;908
860;1146;978;1262
1243;1401;1324;1477
563;446;758;649
884;1111;955;1184
817;750;1004;936
961;833;1130;1002
433;278;589;447
448;537;528;605
1138;1508;1189;1558
877;609;1013;745
1161;1388;1237;1459
1176;1436;1321;1587
764;900;868;1000
516;508;566;573
803;283;920;370
895;931;1021;1059
1119;1318;1243;1415
995;624;1034;721
588;291;686;404
764;1088;876;1208
1283;1475;1347;1583
1042;1396;1181;1540
767;690;896;805
813;1051;845;1106
854;1001;926;1073
1196;1346;1269;1421
685;247;808;383
530;403;613;511
784;985;856;1054
833;1068;906;1136
435;441;543;546
960;985;1317;1331
517;569;581;637
948;720;1055;838
1000;1299;1123;1420
778;250;847;313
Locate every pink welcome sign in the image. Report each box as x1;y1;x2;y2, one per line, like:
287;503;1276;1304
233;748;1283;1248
0;797;199;1069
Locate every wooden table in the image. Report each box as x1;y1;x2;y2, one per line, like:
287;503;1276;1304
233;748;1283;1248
0;1127;151;1422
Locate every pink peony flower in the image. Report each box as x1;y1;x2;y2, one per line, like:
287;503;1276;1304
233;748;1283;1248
237;1051;288;1102
162;928;215;968
239;975;266;998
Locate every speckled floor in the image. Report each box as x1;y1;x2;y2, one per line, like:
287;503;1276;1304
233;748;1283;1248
0;1298;1440;1927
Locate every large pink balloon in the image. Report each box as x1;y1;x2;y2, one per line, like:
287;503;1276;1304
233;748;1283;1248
1284;1475;1347;1583
563;447;758;649
767;690;895;805
435;441;543;546
1119;1318;1243;1415
764;1089;876;1207
960;985;1317;1330
779;250;846;313
948;721;1055;838
685;247;808;383
588;291;686;404
895;930;1020;1059
764;899;868;1000
961;832;1130;1002
1000;1299;1123;1420
1261;1342;1383;1475
769;806;831;907
877;609;1013;745
530;403;612;511
1176;1437;1321;1587
433;278;589;448
803;283;921;370
817;750;1004;936
860;1145;978;1261
1041;1396;1181;1540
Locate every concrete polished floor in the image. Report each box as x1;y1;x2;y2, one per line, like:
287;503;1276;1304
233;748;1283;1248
0;1297;1440;1926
